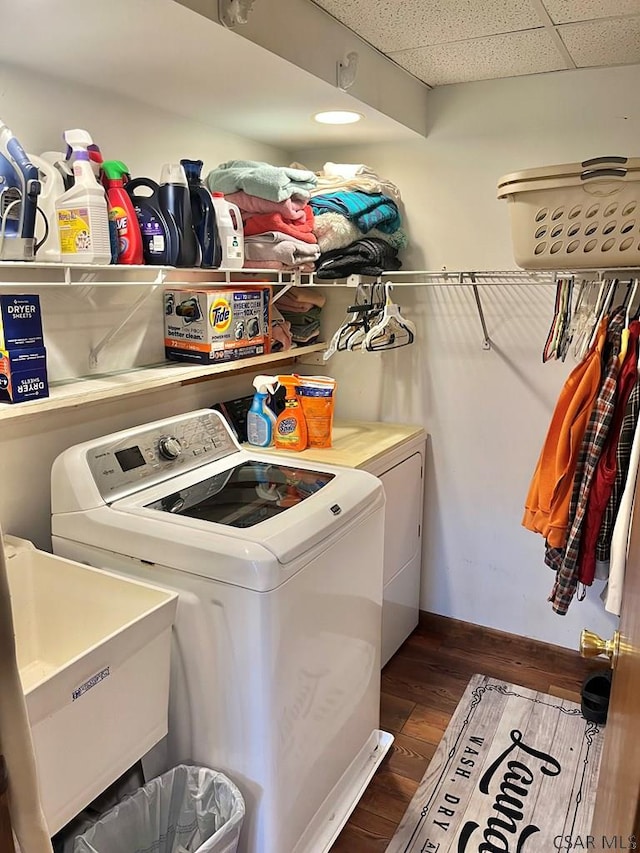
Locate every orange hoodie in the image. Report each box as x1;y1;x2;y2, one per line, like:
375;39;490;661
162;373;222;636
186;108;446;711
523;318;608;548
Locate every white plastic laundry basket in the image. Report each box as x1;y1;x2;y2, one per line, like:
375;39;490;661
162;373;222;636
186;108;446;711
497;156;640;270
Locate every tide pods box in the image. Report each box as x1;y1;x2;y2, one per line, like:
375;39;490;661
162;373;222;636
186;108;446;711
164;287;271;364
0;347;49;403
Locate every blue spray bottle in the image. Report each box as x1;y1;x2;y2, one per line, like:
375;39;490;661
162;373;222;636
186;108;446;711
247;375;279;447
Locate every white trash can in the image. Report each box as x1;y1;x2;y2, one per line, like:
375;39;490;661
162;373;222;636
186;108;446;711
73;765;245;853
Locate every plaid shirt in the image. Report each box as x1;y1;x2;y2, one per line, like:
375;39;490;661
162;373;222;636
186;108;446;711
596;375;640;563
547;309;624;614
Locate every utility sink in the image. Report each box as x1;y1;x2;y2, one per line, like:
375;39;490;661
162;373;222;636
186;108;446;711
6;535;178;835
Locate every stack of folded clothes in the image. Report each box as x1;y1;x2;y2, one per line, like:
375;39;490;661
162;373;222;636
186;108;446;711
307;163;406;278
314;238;401;280
270;304;293;352
206;161;320;271
275;287;326;345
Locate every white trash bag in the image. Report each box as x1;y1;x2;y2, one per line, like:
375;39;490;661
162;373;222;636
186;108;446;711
73;766;245;853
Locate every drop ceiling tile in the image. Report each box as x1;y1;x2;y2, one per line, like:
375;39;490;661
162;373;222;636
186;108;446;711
390;29;566;86
312;0;541;53
559;17;640;66
542;0;640;25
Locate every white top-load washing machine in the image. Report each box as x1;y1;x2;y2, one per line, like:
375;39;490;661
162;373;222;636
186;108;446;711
51;410;392;853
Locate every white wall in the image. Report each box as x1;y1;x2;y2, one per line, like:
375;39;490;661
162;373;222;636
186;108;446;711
0;62;291;548
296;64;640;648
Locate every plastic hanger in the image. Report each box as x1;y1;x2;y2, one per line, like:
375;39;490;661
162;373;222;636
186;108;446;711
618;278;638;366
323;282;370;361
364;283;416;351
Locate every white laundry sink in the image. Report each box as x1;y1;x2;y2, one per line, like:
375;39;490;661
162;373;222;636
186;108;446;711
6;535;178;835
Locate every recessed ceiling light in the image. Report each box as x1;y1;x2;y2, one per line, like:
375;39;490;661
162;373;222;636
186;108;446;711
313;110;363;125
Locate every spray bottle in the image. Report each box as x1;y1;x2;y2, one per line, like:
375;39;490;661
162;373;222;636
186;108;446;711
55;130;111;265
247;375;279;447
101;160;144;264
29;155;64;262
275;375;308;452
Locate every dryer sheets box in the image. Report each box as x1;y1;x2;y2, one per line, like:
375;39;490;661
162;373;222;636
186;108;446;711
0;294;44;349
0;346;49;403
164;287;271;365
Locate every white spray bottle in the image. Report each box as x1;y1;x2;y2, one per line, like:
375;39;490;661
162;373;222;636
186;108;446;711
54;129;111;265
247;375;279;447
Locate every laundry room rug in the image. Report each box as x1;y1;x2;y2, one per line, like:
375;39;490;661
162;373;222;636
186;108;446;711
386;674;604;853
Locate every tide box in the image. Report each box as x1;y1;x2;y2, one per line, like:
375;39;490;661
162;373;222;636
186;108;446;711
0;294;44;349
164;287;271;364
0;347;49;403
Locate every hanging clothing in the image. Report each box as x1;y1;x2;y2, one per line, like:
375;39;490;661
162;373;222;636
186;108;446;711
577;321;640;586
522;318;608;548
605;391;640;616
547;309;625;614
595;378;640;573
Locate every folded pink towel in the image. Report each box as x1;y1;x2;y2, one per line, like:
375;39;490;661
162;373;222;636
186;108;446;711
243;206;317;244
277;286;326;308
271;305;293;351
225;190;308;222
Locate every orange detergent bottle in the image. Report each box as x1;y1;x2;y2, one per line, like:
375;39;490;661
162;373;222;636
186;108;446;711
274;375;308;452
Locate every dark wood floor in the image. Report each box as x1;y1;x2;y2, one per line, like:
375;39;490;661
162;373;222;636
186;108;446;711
331;612;603;852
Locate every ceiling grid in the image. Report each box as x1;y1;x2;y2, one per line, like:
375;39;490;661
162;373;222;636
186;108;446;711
310;0;640;84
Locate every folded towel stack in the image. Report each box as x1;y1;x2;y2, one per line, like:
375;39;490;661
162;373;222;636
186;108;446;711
315;238;402;280
307;163;405;278
276;287;326;345
206;160;319;271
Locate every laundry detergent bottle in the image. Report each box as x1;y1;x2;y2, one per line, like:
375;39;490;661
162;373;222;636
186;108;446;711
211;193;244;269
102;160;143;264
275;375;308;452
126;177;175;265
55;130;111;265
159;163;199;267
181;159;221;269
247;375;279;447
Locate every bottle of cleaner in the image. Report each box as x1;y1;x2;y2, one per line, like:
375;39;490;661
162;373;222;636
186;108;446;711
101;161;144;265
30;154;64;262
63;130;117;262
211;192;244;269
275;375;308;452
247;375;279;447
158;163;199;267
55;131;111;265
126;177;175;265
180;159;221;269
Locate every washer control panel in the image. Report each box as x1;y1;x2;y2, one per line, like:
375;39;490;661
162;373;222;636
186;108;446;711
87;412;237;502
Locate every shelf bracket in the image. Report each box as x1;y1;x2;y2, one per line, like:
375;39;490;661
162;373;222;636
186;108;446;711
468;273;492;351
89;285;161;369
272;281;295;305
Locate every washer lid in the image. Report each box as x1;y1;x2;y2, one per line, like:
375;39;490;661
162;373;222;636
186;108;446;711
126;457;381;565
144;459;335;529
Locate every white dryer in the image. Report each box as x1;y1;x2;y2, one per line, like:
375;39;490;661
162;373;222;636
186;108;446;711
51;410;392;853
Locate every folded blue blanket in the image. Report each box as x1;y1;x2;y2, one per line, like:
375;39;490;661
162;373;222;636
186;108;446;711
207;160;317;203
310;191;401;234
